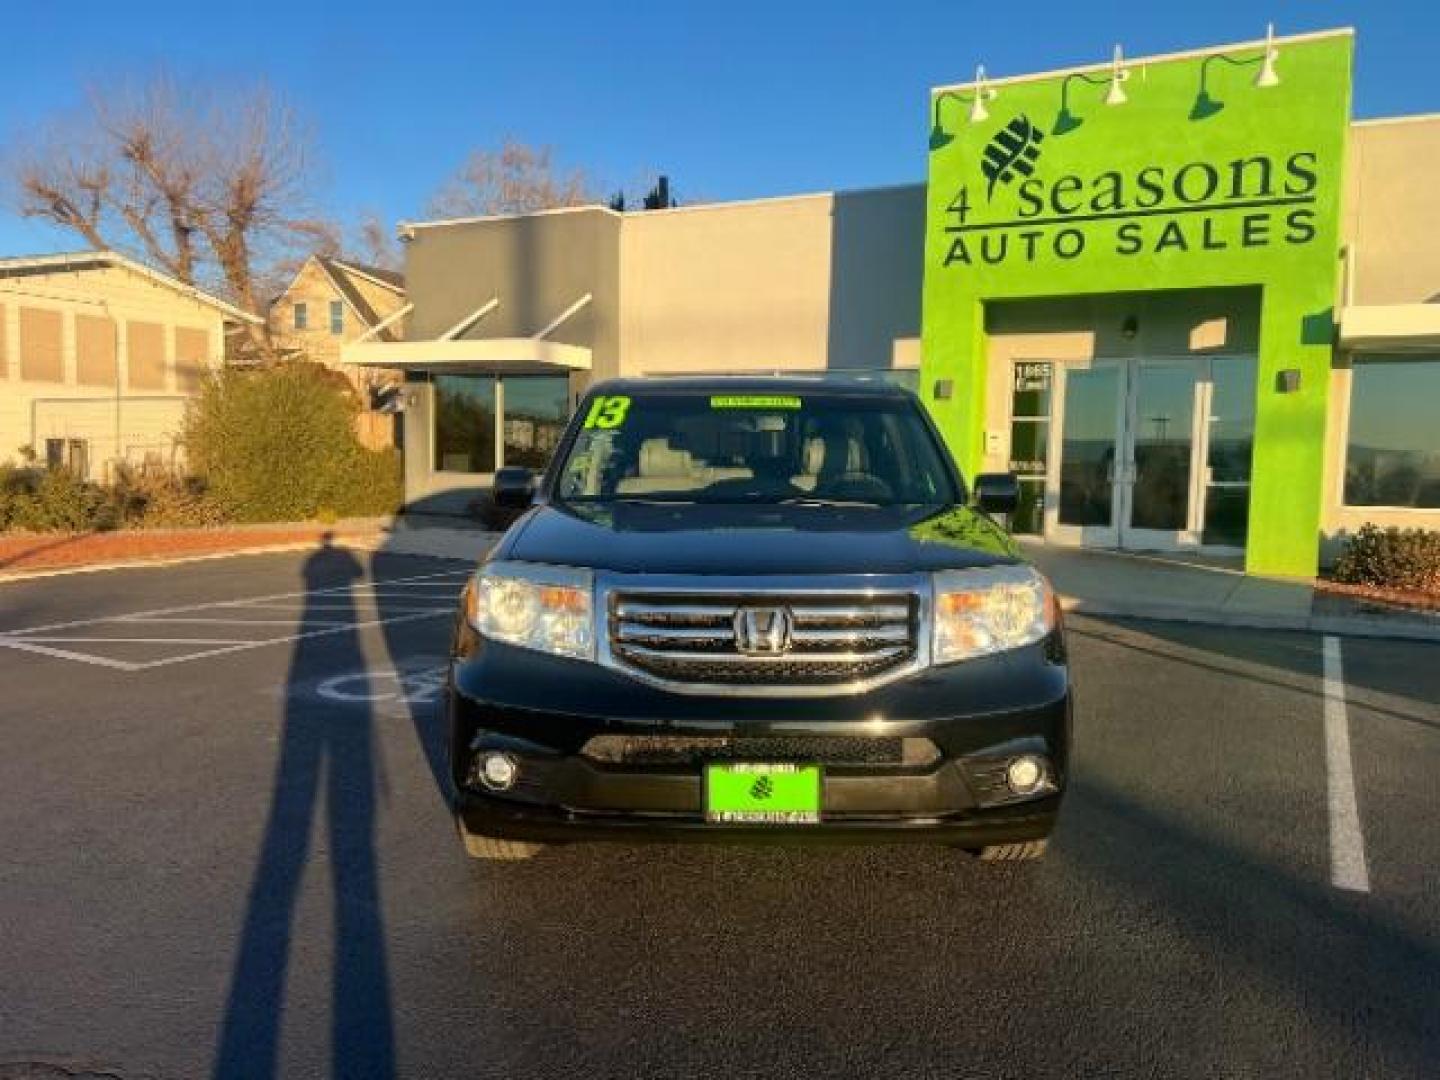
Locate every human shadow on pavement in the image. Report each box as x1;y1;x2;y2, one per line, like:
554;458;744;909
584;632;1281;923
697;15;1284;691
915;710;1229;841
367;546;472;808
213;535;395;1080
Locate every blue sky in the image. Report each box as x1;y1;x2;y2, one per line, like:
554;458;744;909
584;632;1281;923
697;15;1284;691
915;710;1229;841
2;0;1435;256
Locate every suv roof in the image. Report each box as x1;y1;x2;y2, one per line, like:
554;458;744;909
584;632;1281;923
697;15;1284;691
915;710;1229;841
587;375;917;399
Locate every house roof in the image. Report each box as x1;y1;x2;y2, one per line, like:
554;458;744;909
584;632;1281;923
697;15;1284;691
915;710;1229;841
0;249;263;324
327;258;404;292
314;256;406;342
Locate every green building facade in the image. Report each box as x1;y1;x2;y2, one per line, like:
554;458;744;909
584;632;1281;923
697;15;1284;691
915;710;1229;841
921;30;1354;576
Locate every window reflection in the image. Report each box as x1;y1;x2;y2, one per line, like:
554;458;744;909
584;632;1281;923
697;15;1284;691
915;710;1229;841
433;374;573;474
1207;356;1257;484
503;377;571;469
1130;365;1195;531
1345;356;1440;509
1059;367;1118;527
434;375;497;474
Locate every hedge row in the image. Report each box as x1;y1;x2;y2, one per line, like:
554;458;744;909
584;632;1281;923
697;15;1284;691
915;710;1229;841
1;361;402;534
1332;524;1440;593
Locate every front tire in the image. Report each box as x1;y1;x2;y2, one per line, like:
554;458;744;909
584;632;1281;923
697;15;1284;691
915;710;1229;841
974;839;1049;862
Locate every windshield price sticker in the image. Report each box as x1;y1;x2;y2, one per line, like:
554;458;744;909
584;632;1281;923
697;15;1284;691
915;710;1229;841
709;395;803;410
582;395;631;429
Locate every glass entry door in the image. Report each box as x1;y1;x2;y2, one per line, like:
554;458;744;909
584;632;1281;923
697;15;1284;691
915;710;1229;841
1043;356;1252;552
1051;361;1124;547
1123;359;1204;549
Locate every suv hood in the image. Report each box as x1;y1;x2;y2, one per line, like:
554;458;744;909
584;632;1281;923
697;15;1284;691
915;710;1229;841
497;502;1021;576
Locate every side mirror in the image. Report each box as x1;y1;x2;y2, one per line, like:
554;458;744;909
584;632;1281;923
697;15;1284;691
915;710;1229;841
492;467;537;509
972;472;1020;517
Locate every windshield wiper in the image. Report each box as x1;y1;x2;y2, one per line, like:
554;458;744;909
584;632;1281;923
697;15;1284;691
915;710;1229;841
778;496;884;508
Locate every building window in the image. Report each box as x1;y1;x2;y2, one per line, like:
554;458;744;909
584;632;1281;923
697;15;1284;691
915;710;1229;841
19;306;64;383
501;376;571;468
433;374;572;474
434;375;498;474
330;300;344;335
293;302;308;331
45;438;90;478
1344;355;1440;509
1008;362;1052;535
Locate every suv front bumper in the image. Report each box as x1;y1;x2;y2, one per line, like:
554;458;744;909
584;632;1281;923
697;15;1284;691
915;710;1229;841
447;632;1071;847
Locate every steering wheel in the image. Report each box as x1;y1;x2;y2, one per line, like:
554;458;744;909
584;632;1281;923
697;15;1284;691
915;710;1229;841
818;473;893;503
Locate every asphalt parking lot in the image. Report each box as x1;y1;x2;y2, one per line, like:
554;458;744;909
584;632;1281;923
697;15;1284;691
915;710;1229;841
1;545;1437;1079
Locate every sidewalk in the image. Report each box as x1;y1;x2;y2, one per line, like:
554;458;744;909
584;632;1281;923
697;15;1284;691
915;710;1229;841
1021;540;1440;643
371;515;500;562
0;519;387;579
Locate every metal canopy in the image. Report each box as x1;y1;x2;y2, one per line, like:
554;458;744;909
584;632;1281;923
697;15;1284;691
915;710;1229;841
1340;303;1440;351
340;337;592;371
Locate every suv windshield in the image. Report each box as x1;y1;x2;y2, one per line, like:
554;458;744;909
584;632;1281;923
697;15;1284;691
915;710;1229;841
554;389;960;507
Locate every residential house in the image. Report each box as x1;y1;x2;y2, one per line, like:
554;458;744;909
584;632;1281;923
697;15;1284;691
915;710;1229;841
268;255;408;448
0;251;261;479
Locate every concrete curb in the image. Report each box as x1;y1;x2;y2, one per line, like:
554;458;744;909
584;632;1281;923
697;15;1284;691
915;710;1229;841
1061;597;1440;643
0;537;386;585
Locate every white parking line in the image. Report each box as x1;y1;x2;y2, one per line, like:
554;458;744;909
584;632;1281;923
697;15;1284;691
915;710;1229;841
124;612;447;671
0;569;469;636
17;636;257;645
0;639;142;671
0;569;471;671
128;617;347;626
1322;635;1370;893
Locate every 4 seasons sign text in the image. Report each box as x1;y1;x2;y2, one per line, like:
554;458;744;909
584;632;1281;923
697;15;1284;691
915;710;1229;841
942;136;1322;269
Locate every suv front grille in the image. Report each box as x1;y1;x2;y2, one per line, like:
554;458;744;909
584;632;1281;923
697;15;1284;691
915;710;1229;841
582;734;941;769
607;591;918;691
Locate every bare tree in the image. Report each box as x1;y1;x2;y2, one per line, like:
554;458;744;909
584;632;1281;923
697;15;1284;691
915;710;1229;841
354;211;403;272
426;139;597;218
6;75;328;357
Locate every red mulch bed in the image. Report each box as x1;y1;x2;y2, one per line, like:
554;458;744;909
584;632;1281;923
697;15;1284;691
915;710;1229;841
1316;578;1440;613
0;525;375;575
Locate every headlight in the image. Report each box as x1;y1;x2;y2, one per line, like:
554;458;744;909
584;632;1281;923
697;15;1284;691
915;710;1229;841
466;561;595;661
932;565;1055;664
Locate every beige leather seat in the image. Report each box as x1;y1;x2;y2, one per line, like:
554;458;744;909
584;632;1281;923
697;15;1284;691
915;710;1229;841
791;433;863;491
616;438;700;494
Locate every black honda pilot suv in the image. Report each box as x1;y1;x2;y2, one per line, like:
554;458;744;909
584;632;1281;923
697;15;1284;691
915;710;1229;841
445;377;1070;862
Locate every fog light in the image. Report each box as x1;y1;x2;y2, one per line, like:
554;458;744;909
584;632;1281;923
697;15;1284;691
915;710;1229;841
479;752;518;791
1006;754;1046;795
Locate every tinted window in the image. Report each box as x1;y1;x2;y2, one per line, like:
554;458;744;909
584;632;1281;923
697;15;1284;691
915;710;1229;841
503;377;570;469
434;375;496;474
556;391;958;506
1345;356;1440;509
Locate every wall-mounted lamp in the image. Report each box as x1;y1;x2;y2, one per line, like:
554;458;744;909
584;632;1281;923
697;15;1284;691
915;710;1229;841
1104;45;1131;107
929;65;998;150
1190;23;1282;121
1121;315;1139;341
1052;46;1129;137
1255;23;1281;88
969;65;996;123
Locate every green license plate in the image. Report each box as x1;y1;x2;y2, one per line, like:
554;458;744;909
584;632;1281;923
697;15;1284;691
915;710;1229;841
704;763;822;824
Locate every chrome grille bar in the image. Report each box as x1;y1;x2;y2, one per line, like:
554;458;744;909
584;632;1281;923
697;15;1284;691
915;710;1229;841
617;644;910;665
605;586;921;695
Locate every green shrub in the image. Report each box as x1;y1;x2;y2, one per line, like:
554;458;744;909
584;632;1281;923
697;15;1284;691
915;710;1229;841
5;468;116;533
1332;523;1440;592
333;447;404;518
110;464;225;529
183;362;401;522
0;464;30;530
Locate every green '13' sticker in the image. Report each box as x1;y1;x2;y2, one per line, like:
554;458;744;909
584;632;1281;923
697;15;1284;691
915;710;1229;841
583;395;631;429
